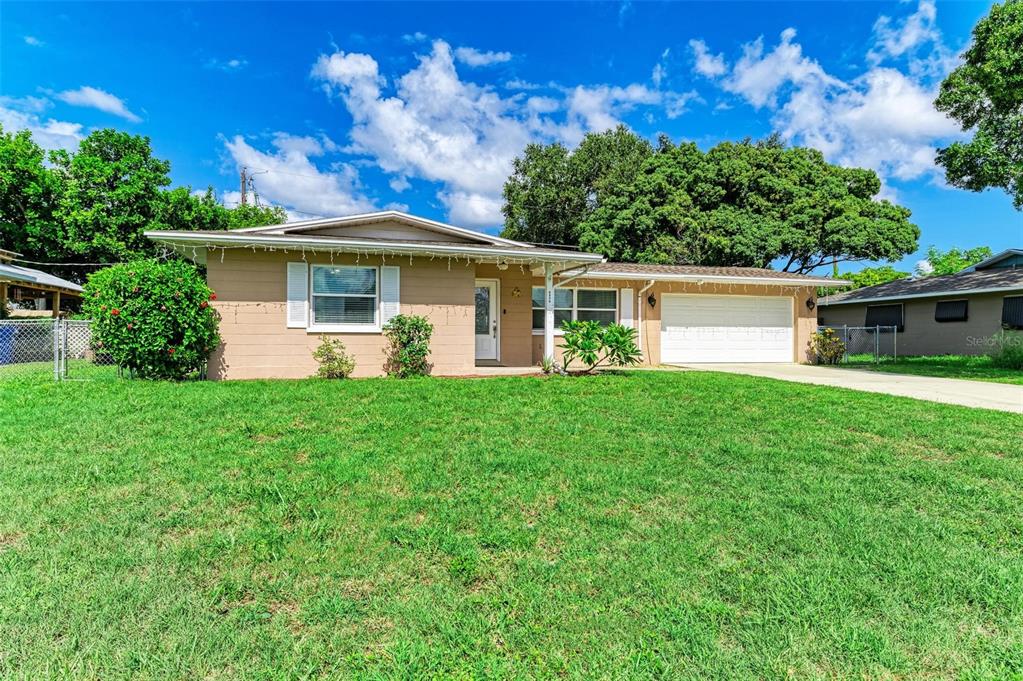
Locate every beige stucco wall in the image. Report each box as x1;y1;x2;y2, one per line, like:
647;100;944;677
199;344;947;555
525;279;819;366
818;292;1012;356
207;250;475;379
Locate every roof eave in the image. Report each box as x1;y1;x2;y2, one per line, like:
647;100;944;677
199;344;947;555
558;269;848;287
144;231;604;265
820;284;1023;306
962;248;1023;272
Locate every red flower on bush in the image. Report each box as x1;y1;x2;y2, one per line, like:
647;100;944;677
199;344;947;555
168;347;176;355
209;292;217;301
127;323;133;330
110;308;120;316
200;301;209;309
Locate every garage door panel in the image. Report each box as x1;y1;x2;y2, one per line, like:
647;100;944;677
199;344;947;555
661;294;793;363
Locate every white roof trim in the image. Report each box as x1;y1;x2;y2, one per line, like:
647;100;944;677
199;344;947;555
144;230;605;265
231;210;528;248
820;284;1023;306
558;269;847;287
962;248;1023;272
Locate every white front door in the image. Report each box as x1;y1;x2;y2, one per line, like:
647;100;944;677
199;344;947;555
474;279;499;361
660;294;794;363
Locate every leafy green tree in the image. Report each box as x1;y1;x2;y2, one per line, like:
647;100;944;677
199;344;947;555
50;129;173;279
501;126;652;245
578;136;918;273
0;126;61;263
838;265;910;289
934;0;1023;209
226;201;287;229
914;245;993;277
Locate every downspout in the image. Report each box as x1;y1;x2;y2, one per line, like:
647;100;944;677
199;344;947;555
637;280;655;352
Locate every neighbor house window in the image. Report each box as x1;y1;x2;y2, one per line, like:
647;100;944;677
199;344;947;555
1002;296;1023;330
865;303;903;332
531;287;617;331
934;300;968;323
311;265;378;326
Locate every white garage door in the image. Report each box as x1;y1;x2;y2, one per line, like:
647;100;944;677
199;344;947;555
661;294;793;363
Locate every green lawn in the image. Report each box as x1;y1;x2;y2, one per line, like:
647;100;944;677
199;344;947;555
1;372;1022;678
842;354;1023;384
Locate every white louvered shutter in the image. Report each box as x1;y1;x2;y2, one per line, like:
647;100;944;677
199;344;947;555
380;266;400;326
619;288;634;328
286;262;309;328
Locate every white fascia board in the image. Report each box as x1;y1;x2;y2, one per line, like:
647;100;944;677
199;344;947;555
557;270;848;287
820;284;1023;306
144;231;604;265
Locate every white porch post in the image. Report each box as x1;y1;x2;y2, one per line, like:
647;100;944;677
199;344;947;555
543;262;555;362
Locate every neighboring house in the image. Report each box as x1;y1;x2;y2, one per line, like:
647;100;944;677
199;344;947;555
818;248;1023;356
0;248;83;317
146;211;839;379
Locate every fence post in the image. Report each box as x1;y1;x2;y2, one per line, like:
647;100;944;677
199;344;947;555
893;325;897;361
875;325;880;363
52;319;60;381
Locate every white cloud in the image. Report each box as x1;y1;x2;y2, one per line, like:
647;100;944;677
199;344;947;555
55;86;141;122
311;39;696;227
699;8;962;187
723;28;841;109
402;32;428;44
0;96;83;150
869;0;938;63
454;46;513;67
222;133;377;218
24;36;43;47
206;57;248;72
689;39;727;78
504;78;542;90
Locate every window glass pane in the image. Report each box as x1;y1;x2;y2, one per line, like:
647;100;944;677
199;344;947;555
475;287;491;334
531;287;544;308
577;289;616;310
578;309;616;326
313;296;376;324
555;288;573;309
532;308;574;330
313;267;376;295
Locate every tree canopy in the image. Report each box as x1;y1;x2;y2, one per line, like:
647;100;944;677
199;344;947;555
914;245;993;277
935;0;1023;210
502;130;920;274
0;125;286;282
837;265;910;290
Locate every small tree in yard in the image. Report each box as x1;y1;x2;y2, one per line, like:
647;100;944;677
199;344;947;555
559;321;641;373
83;259;220;379
383;314;433;377
313;335;356;378
809;328;846;365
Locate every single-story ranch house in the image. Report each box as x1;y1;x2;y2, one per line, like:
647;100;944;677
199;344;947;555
147;211;841;379
818;248;1023;356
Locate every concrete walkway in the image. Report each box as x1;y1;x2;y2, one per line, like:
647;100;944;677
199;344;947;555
675;363;1023;414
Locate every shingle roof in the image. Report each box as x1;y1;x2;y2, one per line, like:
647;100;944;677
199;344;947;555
572;262;842;285
821;267;1023;305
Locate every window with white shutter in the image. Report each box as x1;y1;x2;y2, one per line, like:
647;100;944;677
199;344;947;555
286;261;308;328
380;266;400;326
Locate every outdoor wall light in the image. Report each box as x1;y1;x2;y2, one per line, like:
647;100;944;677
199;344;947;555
806;298;816;310
648;294;657;308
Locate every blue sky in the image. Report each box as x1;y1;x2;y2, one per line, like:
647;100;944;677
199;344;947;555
3;1;1020;273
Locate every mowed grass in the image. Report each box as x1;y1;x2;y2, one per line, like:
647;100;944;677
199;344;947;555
842;354;1023;384
1;371;1022;679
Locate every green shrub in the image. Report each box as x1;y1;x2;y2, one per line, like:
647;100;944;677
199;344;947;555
810;328;846;365
383;314;433;377
312;335;356;378
990;330;1023;369
82;259;220;379
559;320;641;373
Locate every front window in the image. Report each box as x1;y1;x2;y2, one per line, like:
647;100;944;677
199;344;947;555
311;265;378;326
532;287;617;331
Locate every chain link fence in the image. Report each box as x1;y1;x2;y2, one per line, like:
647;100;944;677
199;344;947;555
0;318;118;382
818;325;899;363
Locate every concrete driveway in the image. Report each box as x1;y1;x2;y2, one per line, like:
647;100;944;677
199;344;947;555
675;363;1023;414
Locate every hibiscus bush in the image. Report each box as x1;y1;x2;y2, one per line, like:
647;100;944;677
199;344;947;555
383;314;433;377
83;259;220;379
